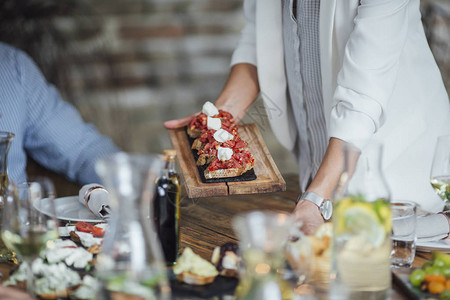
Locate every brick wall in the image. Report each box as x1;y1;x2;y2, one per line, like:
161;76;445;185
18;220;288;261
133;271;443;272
2;0;450;186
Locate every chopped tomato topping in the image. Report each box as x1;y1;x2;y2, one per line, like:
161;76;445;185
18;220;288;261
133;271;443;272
76;221;94;233
93;226;105;237
208;150;254;171
189;110;237;133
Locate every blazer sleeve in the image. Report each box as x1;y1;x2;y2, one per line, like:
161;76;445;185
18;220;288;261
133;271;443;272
230;0;257;67
329;0;410;150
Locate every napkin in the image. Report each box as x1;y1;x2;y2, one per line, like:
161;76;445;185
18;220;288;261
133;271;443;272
416;214;449;242
79;184;111;219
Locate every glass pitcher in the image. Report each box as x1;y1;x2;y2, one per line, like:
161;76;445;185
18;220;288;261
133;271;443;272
0;131;17;264
331;142;392;300
233;211;301;300
95;153;171;300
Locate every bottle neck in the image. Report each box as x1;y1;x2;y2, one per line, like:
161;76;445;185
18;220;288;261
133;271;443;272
161;168;170;179
166;158;176;173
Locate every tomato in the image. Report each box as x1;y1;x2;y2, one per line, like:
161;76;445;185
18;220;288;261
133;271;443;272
429;281;445;294
446;278;450;290
76;221;94;233
93;226;105;237
425;274;446;284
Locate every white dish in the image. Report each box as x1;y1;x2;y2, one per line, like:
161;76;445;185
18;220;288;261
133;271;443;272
34;196;103;223
416;239;450;253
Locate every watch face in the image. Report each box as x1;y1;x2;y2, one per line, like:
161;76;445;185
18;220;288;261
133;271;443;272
321;200;333;220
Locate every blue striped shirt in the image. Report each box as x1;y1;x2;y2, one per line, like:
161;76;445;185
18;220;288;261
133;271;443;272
0;42;120;185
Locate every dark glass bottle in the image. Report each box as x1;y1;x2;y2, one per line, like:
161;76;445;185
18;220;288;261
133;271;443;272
154;150;180;266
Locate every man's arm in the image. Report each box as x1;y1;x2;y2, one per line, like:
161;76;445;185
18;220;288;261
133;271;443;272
17;50;120;185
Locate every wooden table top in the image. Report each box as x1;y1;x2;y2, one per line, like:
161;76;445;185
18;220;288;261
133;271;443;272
179;173;432;299
0;173;432;299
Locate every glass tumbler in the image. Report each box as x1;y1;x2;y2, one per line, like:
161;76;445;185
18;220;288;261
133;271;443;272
391;202;417;268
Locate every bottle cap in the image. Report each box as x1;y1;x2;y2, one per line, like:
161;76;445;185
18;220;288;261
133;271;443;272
163;149;177;160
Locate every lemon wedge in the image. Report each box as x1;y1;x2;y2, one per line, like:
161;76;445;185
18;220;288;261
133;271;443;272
338;204;386;248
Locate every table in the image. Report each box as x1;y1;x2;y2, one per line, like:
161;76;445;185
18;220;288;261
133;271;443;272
179;173;431;299
0;174;432;299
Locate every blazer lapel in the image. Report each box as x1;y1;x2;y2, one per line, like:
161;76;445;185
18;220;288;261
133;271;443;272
255;0;297;151
320;0;337;130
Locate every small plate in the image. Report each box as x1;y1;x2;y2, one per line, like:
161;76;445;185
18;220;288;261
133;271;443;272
34;196;103;223
416;239;450;253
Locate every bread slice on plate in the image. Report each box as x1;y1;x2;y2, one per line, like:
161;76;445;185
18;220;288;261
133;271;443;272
191;139;205;151
176;272;216;285
187;126;202;139
196;154;216;166
204;161;254;179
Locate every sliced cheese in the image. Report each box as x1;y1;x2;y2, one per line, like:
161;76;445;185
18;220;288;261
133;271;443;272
58;226;76;237
207;117;221;130
217;147;233;161
202;101;219;116
75;231;103;248
213;129;233;143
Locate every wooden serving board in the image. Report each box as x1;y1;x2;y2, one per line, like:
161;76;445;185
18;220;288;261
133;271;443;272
168;123;286;198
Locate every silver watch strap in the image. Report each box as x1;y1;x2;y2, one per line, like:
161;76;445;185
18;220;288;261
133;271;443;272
296;191;324;206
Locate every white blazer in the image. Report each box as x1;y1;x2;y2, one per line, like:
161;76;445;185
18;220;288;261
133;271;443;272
231;0;450;212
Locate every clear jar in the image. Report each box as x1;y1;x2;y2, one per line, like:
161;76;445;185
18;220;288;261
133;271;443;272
330;142;392;300
95;153;171;300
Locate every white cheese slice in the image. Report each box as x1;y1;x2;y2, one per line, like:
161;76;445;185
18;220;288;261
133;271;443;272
46;247;76;264
202;101;219;116
222;252;239;270
53;239;78;249
65;248;93;269
207;117;221;130
75;231;103;248
213;129;233;143
57;226;76;237
217;147;233;161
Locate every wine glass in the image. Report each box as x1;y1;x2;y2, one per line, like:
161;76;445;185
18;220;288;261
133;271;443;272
430;135;450;204
1;178;59;296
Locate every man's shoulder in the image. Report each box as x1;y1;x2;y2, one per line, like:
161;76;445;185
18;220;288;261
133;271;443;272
0;42;34;71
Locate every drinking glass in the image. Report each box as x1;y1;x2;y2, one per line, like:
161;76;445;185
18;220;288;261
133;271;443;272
232;211;311;300
430;135;450;203
391;202;417;268
1;178;59;296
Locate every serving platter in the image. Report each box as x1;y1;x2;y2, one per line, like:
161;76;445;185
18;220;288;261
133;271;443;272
168;123;286;198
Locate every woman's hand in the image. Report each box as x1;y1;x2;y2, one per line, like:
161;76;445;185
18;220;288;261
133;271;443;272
163;112;199;129
293;200;324;235
163;63;259;129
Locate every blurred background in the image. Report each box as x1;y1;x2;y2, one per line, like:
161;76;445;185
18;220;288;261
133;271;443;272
1;0;449;194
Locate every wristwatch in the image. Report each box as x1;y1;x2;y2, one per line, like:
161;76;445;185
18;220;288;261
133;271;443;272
296;191;333;221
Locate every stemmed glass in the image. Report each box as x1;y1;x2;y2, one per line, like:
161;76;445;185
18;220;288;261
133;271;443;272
1;178;59;296
430;135;450;204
